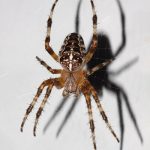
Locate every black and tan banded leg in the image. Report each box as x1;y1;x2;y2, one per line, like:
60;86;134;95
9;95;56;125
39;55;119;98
33;81;54;136
36;56;62;74
84;0;98;64
79;80;97;150
90;86;120;143
45;0;59;62
87;59;113;76
84;93;97;150
20;79;52;132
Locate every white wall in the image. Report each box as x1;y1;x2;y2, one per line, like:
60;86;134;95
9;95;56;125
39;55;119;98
0;0;149;150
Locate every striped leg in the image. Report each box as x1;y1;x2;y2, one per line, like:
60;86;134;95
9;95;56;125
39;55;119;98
84;93;97;150
36;56;62;74
33;82;54;136
87;59;113;76
79;80;97;150
91;87;120;142
84;0;98;63
45;0;59;62
20;79;51;132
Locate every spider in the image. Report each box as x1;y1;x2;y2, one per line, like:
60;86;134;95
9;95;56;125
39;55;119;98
20;0;119;149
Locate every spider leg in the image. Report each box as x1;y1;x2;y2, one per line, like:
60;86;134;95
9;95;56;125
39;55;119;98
84;0;97;64
20;79;51;132
79;81;97;150
36;56;62;74
90;85;120;142
33;82;54;136
45;0;59;62
87;59;113;76
84;93;97;150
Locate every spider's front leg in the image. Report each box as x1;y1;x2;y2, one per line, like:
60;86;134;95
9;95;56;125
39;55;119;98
84;0;98;64
45;0;59;62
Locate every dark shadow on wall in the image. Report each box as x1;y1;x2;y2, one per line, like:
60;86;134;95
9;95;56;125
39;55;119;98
43;0;143;149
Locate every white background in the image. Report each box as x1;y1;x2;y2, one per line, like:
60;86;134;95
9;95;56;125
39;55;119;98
0;0;150;150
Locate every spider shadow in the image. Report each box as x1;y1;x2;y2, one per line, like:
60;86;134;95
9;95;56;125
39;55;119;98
87;33;143;150
43;0;143;149
43;95;80;137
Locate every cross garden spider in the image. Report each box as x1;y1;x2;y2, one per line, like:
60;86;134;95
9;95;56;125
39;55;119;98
20;0;119;149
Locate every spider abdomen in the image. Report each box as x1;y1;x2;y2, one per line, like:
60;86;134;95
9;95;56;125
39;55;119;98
60;33;85;71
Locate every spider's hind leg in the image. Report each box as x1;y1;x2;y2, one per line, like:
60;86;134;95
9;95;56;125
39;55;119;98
80;81;97;150
20;79;52;132
33;81;54;136
33;77;64;136
90;86;120;142
84;93;97;150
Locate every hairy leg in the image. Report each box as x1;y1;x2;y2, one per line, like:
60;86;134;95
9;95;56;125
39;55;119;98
87;59;113;76
90;85;120;142
33;82;54;136
84;0;97;63
20;79;52;132
45;0;59;62
84;93;97;150
36;56;61;74
79;81;97;150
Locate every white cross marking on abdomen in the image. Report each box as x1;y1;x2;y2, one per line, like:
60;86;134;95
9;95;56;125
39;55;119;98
69;52;73;71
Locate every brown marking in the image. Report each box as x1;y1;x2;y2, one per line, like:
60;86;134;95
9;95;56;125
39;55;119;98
47;18;52;28
45;36;50;43
93;14;97;24
101;111;108;123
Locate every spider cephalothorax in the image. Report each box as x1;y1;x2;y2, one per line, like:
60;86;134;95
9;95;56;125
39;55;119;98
60;33;86;72
21;0;119;150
